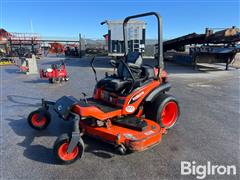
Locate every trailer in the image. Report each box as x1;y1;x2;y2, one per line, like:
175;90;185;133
101;20;146;57
156;26;240;70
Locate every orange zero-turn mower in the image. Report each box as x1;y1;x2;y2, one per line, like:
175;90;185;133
27;12;180;164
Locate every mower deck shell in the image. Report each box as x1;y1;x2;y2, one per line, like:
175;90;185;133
80;118;165;151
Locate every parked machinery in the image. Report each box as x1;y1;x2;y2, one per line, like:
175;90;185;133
161;26;240;70
64;46;79;57
0;57;15;66
27;12;180;165
40;61;69;83
18;53;38;74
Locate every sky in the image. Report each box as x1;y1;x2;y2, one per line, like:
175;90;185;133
0;0;239;40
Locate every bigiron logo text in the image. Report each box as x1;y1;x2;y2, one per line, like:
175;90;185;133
181;161;237;179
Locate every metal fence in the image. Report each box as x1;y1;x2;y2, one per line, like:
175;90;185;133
1;33;157;58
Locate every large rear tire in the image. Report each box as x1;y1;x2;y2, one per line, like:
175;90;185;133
53;134;84;165
144;94;180;129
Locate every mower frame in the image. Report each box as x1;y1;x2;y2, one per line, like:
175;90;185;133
27;12;180;165
123;12;164;76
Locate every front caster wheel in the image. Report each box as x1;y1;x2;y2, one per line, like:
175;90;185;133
53;134;84;165
27;108;51;130
55;78;61;84
49;78;56;83
116;144;127;155
65;76;69;81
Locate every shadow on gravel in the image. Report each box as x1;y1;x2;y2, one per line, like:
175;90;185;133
6;116;59;164
196;64;236;72
7;94;117;161
4;68;21;74
83;136;115;159
7;114;117;164
23;79;50;84
7;95;42;107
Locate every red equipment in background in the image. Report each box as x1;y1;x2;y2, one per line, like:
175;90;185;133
49;42;64;54
40;61;69;83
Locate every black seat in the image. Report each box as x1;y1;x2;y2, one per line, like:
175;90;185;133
96;77;131;93
97;52;144;94
142;65;156;79
118;52;143;79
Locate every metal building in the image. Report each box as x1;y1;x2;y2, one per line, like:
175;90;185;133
102;20;146;57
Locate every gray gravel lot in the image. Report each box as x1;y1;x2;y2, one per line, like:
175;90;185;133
1;56;239;180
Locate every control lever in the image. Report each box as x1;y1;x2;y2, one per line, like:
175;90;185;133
90;56;98;82
81;92;88;104
109;59;119;74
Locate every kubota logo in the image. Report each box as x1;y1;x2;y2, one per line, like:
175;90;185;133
125;105;135;113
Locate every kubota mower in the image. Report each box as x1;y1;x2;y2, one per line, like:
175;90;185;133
40;61;69;83
27;12;180;164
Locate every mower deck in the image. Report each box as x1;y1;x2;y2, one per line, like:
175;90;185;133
80;118;166;151
44;96;166;152
112;116;147;131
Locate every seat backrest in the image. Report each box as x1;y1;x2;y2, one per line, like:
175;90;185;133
117;61;130;78
117;52;143;78
142;65;155;79
126;52;142;66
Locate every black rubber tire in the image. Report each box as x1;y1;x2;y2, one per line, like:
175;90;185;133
144;94;180;129
55;78;60;84
65;76;69;81
49;78;53;83
53;134;84;165
115;144;127;155
49;78;56;83
27;108;51;130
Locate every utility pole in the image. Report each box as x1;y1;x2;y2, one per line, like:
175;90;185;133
79;33;81;58
31;38;34;54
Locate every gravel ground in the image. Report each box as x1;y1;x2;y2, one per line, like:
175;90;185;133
0;56;239;180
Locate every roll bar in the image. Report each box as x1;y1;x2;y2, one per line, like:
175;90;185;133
123;12;164;76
